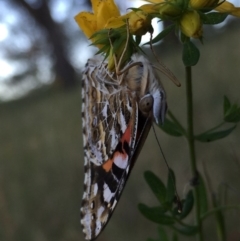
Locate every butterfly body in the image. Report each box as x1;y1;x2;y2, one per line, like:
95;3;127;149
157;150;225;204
81;54;167;240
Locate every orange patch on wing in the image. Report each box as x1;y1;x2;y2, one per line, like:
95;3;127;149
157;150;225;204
121;122;132;143
102;123;133;172
102;159;113;172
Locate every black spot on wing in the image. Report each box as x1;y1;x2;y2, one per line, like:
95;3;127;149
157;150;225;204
123;141;130;156
115;142;124;154
112;163;125;180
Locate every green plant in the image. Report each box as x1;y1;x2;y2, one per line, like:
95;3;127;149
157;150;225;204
137;2;240;240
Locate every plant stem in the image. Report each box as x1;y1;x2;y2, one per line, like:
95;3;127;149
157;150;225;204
201;205;240;220
185;66;203;241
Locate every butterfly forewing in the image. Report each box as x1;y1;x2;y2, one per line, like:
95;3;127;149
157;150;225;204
81;54;167;240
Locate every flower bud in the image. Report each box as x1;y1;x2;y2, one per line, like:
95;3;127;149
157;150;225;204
128;11;153;35
190;0;218;9
180;10;202;38
158;1;182;18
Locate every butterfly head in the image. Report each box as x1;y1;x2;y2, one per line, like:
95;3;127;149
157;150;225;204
126;54;167;125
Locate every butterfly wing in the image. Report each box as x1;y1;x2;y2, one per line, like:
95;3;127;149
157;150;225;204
81;54;167;240
81;58;152;240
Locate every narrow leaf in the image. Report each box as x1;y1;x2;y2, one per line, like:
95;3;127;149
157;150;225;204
178;190;194;219
224;105;240;123
195;125;236;142
182;41;200;67
223;96;231;115
138;204;175;225
160;118;183;137
157;226;169;241
166;169;176;204
171;224;199;236
172;233;178;241
196;174;208;215
144;171;167;203
201;12;228;25
211;196;227;240
135;35;142;46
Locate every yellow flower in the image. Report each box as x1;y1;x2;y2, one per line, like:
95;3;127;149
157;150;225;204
144;0;240;17
215;1;240;17
74;0;120;39
159;2;182;18
180;10;202;38
190;0;240;17
106;10;153;36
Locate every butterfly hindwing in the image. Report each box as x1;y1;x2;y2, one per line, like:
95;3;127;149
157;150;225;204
81;54;167;240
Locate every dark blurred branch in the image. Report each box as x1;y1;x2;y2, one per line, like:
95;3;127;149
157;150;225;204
11;0;77;88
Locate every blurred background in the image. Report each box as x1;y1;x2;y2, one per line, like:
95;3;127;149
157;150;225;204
0;0;240;241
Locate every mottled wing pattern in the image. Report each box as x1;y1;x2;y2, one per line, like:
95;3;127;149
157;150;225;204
81;54;167;240
81;58;138;240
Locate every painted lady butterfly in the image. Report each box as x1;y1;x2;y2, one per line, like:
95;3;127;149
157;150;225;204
81;53;167;240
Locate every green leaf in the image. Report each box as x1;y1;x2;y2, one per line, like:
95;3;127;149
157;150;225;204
224;105;240;123
223;96;231;115
135;35;142;46
211;196;227;240
144;171;167;203
166;169;176;205
196;174;208;215
223;96;240;122
182;41;200;66
172;233;178;241
138;204;175;225
178;190;194;219
157;226;169;241
127;7;141;12
201;12;228;25
171;224;199;236
95;45;109;56
195;125;236;142
144;24;175;45
160;118;183;137
90;29;108;39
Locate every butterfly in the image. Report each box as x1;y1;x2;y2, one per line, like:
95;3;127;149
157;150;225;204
81;53;167;240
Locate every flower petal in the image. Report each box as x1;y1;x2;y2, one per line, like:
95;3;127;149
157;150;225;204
216;1;240;17
75;12;97;38
105;17;125;29
96;0;121;29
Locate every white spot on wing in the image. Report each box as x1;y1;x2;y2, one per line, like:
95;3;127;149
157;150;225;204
113;154;128;169
103;183;114;203
84;172;89;185
120;111;127;132
112;199;118;210
92;183;98;196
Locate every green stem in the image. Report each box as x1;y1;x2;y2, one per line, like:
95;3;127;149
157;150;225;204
201;205;240;221
185;66;203;241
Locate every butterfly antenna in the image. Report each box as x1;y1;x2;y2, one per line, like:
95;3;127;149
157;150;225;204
149;32;181;87
152;124;182;213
